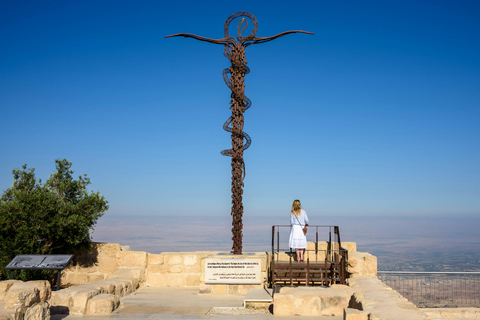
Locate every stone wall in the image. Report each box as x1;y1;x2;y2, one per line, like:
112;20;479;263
422;307;480;319
147;252;268;295
50;275;138;315
61;244;268;295
61;243;135;286
0;280;51;320
61;241;376;294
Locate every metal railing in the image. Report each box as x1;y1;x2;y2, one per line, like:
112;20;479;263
271;225;343;257
378;271;480;307
270;225;348;287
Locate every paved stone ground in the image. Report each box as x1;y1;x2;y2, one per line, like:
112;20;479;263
51;287;342;320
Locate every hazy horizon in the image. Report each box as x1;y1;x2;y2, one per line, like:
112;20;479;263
92;213;480;272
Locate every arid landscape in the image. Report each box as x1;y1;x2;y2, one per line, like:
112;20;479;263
92;214;480;272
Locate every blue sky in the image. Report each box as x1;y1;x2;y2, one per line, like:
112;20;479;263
1;0;479;220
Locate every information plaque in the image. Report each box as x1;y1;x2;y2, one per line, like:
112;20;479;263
5;254;73;270
204;258;261;284
5;254;74;290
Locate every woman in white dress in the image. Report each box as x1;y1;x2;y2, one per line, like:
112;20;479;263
289;199;309;262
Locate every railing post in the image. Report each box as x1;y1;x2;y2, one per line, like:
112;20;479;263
271;225;275;255
289;248;293;286
306;258;310;286
277;227;280;257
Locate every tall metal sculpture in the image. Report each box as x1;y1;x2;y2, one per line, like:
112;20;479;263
166;12;313;254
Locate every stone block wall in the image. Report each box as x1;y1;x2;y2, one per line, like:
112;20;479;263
61;243;150;286
146;252;268;295
62;241;375;292
0;280;51;320
61;244;268;295
50;275;137;315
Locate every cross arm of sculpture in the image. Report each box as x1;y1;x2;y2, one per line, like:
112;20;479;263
165;11;313;47
165;30;313;46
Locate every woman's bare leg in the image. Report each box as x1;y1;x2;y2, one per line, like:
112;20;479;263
297;248;304;262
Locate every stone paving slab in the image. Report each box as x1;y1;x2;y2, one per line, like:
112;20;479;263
51;286;342;320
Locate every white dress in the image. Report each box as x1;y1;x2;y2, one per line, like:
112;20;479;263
289;209;309;249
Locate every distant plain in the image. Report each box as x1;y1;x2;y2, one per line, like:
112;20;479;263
92;214;480;272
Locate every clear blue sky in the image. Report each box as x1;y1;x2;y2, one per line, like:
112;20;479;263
1;0;479;219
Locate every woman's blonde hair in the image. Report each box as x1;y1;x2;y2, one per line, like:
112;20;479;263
291;199;302;216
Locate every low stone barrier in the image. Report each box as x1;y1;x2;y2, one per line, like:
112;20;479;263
348;276;429;320
60;243;140;286
62;244;268;295
274;285;354;316
50;275;138;315
0;280;51;320
147;252;268;295
422;307;480;319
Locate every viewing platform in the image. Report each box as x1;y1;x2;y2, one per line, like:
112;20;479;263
1;231;478;319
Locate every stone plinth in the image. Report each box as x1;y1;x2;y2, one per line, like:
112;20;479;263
348;276;429;320
274;285;353;316
348;251;377;278
0;281;51;320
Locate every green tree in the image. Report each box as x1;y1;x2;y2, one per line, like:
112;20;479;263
0;159;108;281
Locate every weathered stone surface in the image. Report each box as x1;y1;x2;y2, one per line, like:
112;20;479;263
70;288;101;315
116;251;147;269
147;264;164;274
0;281;21;302
164;254;183;266
27;281;51;301
146;272;165;287
23;301;50;320
85;294;119;315
348;277;429;320
168;265;183;273
99;243;121;258
207;284;228;295
97;255;118;274
343;242;357;252
109;267;145;282
186;274;200;287
4;282;39;309
274;285;353;316
422;307;480;319
165;274;186;287
147;254;164;265
228;284;262;296
199;285;212;294
50;289;73;314
87;273;105;283
183;255;198;266
66;272;88;285
348;251;377;278
184;262;201;273
344;307;368;320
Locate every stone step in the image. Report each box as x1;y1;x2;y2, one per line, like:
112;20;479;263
243;288;273;309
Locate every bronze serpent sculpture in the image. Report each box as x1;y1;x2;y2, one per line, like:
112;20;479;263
166;12;313;254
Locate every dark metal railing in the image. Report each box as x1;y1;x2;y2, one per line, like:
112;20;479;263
270;225;348;288
378;271;480;307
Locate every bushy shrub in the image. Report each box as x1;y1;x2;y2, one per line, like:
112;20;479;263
0;159;108;281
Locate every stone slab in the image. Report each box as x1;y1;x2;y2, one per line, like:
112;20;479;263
244;288;273;303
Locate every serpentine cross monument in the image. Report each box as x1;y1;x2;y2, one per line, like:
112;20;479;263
166;12;313;254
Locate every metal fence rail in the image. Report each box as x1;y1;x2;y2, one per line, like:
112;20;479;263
378;271;480;308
